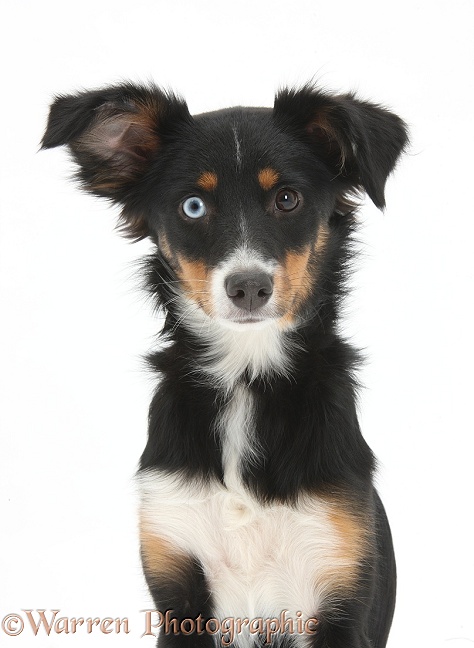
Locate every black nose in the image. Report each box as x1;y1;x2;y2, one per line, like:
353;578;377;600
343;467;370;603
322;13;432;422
225;272;274;312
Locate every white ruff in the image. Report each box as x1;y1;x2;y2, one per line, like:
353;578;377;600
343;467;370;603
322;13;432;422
208;320;291;387
178;300;295;390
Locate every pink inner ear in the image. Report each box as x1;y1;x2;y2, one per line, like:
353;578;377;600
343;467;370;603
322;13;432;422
78;110;160;169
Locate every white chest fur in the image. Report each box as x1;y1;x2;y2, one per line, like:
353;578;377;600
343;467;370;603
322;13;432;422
139;388;360;626
216;385;259;492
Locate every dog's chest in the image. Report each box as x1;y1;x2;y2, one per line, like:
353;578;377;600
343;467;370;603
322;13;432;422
139;387;361;623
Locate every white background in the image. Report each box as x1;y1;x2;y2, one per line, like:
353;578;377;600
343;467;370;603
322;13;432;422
1;0;473;646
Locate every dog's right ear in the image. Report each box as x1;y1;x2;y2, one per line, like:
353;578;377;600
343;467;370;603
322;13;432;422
42;83;191;239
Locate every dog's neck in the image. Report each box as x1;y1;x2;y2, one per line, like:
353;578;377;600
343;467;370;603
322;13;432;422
144;307;373;497
180;313;301;392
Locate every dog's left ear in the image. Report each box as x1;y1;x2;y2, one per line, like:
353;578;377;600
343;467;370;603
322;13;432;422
273;86;408;209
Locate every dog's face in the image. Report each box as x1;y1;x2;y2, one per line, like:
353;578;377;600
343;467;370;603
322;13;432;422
145;108;336;330
42;84;408;333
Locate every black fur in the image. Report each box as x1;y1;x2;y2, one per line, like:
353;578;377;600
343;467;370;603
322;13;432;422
42;82;408;648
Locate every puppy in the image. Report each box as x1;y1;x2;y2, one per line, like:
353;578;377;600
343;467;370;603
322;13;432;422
42;82;408;648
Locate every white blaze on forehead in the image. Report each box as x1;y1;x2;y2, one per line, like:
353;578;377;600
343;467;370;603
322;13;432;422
232;124;242;170
237;208;249;243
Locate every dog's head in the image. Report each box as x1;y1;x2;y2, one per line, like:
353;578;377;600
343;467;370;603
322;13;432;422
42;83;407;334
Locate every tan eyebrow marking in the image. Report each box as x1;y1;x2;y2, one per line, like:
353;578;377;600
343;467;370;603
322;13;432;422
196;171;218;192
258;168;280;191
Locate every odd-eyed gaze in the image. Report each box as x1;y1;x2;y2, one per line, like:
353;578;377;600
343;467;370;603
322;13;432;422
181;196;207;219
275;188;300;212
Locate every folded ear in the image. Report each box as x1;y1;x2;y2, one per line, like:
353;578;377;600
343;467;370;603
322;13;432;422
273;85;409;209
42;83;190;239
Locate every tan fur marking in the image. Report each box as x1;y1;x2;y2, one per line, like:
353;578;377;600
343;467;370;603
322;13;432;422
314;223;330;255
325;498;371;592
285;245;313;301
258;168;280;191
197;171;218;192
140;527;190;584
159;232;173;260
176;254;213;316
277;225;331;328
274;246;311;329
277;310;296;329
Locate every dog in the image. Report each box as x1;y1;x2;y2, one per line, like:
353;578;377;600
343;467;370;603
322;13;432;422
42;82;408;648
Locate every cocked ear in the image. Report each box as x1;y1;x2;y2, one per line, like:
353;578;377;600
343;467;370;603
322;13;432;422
273;85;408;209
42;83;190;239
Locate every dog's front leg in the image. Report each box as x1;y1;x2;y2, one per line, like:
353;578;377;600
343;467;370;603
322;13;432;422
310;606;375;648
146;562;216;648
311;622;371;648
141;531;216;648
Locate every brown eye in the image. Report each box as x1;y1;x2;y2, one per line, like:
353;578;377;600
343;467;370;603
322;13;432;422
275;188;299;212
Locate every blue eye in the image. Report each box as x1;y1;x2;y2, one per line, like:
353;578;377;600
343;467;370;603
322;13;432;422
182;196;207;219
